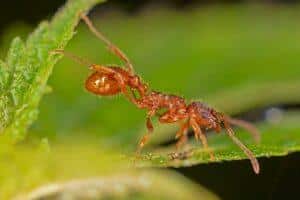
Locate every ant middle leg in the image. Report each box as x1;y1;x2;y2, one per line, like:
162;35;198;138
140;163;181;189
175;121;189;150
80;14;134;74
158;111;189;149
190;118;215;161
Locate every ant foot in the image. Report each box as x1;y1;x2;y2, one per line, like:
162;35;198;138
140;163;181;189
169;149;193;160
209;152;215;161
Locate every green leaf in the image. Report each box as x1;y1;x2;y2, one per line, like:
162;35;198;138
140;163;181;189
23;6;300;169
0;138;219;200
1;4;298;177
35;6;300;143
0;0;105;141
133;112;300;173
14;170;218;200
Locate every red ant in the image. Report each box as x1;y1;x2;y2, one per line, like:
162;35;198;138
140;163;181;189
51;14;261;174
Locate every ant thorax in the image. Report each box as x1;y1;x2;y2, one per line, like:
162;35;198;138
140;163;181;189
138;91;187;110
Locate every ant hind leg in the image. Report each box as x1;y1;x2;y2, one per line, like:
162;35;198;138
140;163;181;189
80;14;134;74
50;49;93;66
136;109;156;154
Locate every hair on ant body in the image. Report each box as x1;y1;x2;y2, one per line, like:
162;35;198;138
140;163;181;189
51;14;260;174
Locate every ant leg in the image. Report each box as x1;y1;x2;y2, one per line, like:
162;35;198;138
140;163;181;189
121;88;139;107
136;109;156;154
190;118;215;161
227;117;261;143
120;85;141;107
50;49;93;67
80;14;134;74
175;121;189;149
130;88;138;99
224;122;260;174
90;64;119;74
51;50;125;77
129;87;144;106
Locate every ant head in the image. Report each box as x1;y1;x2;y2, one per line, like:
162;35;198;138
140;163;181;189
188;102;224;130
85;72;121;96
211;111;227;128
210;109;224;122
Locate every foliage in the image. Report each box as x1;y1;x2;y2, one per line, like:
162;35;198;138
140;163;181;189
135;113;300;170
1;3;300;199
0;138;218;200
0;0;104;142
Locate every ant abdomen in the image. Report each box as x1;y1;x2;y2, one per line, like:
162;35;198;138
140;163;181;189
85;72;121;96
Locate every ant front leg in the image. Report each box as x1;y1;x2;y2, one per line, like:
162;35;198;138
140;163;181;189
190;118;215;161
90;64;117;74
81;14;134;74
136;109;157;154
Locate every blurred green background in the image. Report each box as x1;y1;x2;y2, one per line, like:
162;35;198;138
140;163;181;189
1;1;300;199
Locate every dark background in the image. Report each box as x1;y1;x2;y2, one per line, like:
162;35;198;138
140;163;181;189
1;0;299;33
2;1;300;199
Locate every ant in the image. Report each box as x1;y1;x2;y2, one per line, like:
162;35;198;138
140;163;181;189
51;14;261;174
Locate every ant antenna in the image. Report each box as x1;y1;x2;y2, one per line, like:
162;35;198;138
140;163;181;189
228;117;261;143
50;49;93;67
224;123;260;174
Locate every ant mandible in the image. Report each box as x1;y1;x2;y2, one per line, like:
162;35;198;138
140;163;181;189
51;14;261;174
